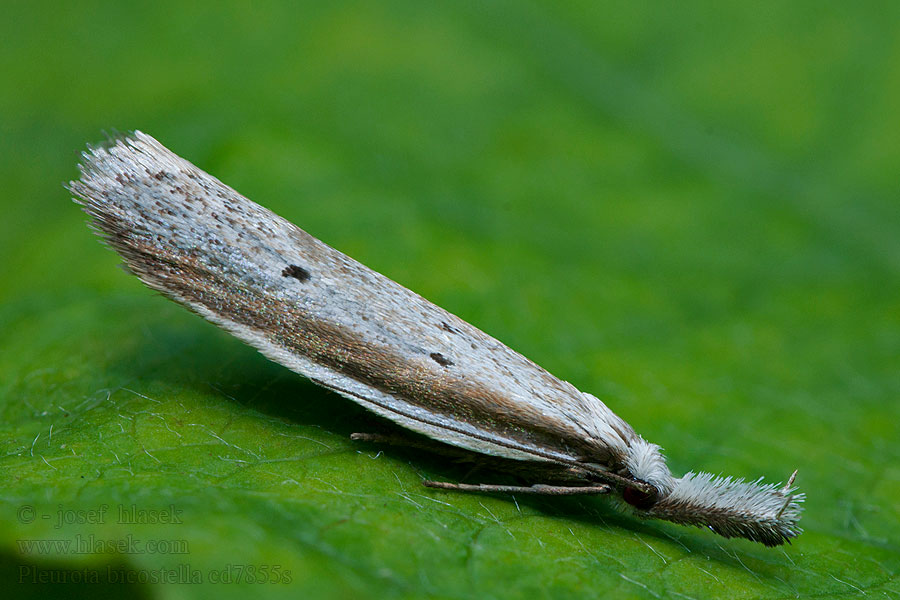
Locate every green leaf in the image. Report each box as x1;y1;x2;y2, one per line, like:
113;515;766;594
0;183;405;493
1;1;898;598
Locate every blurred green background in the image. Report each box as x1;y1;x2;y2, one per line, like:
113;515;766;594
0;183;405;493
1;1;898;598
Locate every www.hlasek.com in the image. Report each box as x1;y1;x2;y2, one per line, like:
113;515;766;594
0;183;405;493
19;564;293;585
17;534;188;555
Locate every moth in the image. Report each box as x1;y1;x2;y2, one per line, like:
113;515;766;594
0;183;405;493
70;132;804;546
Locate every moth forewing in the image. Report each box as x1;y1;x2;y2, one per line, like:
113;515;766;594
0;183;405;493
70;131;804;546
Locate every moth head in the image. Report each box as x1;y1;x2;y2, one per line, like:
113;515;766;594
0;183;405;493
633;470;805;546
621;437;676;504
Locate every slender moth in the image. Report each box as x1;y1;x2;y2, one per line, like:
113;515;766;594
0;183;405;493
70;132;804;546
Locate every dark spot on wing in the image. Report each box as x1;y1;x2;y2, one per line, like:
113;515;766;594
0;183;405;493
439;321;459;334
429;352;453;367
282;264;311;282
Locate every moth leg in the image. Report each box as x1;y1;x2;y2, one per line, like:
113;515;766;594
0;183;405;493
422;480;611;496
352;433;604;489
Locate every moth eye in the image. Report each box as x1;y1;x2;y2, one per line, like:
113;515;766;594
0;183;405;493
623;486;656;510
